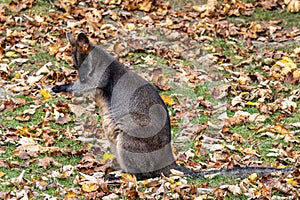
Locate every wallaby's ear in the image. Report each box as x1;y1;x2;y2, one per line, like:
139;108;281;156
66;33;76;47
77;33;90;52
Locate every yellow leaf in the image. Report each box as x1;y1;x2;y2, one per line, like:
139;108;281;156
65;190;77;199
164;176;175;184
161;95;174;106
102;152;115;161
138;1;152;12
269;124;290;136
128;52;134;57
86;143;93;151
249;22;262;33
126;23;135;31
286;178;298;185
49;44;59;56
39;89;51;100
274;56;297;75
170;181;181;189
5;51;18;58
121;173;137;183
82;182;99;192
237;76;250;85
19;127;30;136
141;179;149;185
246;101;259;106
248;173;258;182
11;72;21;82
0;171;5;178
166;17;173;26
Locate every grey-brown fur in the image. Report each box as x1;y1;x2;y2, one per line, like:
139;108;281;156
52;33;294;180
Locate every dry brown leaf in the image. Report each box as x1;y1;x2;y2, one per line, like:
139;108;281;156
82;182;99;192
8;0;34;12
38;157;62;168
285;0;300;12
151;68;170;91
15;114;30;122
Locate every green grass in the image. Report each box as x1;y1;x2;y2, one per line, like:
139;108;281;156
0;0;11;4
0;92;82;196
0;94;73;129
1;0;299;198
29;0;56;16
2;0;56;15
188;174;241;188
208;38;249;65
123;52;177;78
244;8;300;28
0;139;82;195
226;2;300;27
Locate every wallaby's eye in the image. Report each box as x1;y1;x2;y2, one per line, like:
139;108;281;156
71;45;89;70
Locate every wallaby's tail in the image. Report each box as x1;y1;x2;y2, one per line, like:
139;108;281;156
174;164;294;179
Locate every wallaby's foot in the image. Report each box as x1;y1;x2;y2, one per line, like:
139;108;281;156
52;83;73;93
103;174;121;181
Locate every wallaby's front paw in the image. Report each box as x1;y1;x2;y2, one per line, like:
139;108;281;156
52;84;71;93
52;85;63;93
52;83;74;93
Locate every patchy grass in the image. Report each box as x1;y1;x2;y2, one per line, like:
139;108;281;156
246;8;300;28
188;174;242;190
1;0;299;199
208;38;249;65
2;0;56;15
227;4;300;28
0;91;82;196
29;0;56;16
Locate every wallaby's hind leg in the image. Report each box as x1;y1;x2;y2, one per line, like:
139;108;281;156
113;133;176;179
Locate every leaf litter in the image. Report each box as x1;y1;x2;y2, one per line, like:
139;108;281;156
0;0;300;199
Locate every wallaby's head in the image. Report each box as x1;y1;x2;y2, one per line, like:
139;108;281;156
66;33;94;82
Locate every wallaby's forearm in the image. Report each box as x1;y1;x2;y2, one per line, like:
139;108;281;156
52;83;74;93
52;79;100;95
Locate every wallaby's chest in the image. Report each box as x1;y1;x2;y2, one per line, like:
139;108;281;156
94;90;117;143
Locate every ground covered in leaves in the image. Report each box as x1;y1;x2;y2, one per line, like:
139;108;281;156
0;0;300;199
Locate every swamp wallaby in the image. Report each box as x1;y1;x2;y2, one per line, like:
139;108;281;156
52;33;293;180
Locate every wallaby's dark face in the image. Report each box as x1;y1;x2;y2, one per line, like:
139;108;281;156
67;33;94;82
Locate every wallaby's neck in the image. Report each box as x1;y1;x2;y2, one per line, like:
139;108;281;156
93;45;128;102
92;45;115;69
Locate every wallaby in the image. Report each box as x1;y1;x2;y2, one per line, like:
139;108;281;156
52;33;294;180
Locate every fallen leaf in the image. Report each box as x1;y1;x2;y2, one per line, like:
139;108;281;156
0;171;5;178
161;95;175;106
27;75;44;85
15;114;30;121
248;173;258;182
5;51;18;58
102;152;115;162
39;89;51;100
38;157;62;168
286;178;298;185
286;0;300;12
82;182;99;192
